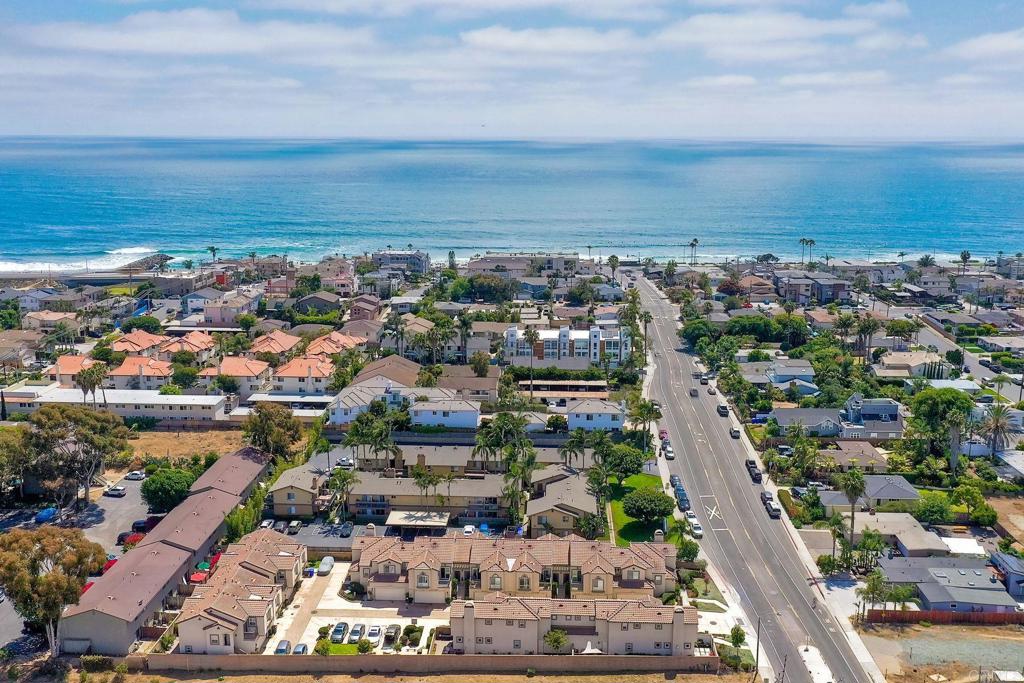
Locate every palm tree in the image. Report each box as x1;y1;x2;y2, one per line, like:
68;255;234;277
456;314;473;362
329;469;360;517
855;316;882;360
822;253;833;270
688;238;699;267
837;469;866;545
982;403;1013;453
639;310;653;358
368;421;400;470
607;255;620;284
897;251;907;265
207;246;219;263
523;328;540;400
586;429;613;465
586;245;593;260
182;259;194;270
75;364;101;406
959;250;971;275
799;238;808;265
559;428;588;469
992;374;1012;403
917;254;936;268
629;399;662;454
806;238;816;264
473;421;501;471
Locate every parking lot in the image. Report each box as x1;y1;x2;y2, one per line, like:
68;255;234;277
69;475;149;553
264;562;449;655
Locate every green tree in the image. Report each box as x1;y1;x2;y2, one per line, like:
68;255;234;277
158;383;182;395
606;254;620;284
522;328;540;400
622;488;674;525
212;374;240;394
171;365;199;389
605;443;646;483
628;398;662;454
543;628;569;653
970;503;998;527
559;428;588;469
837;469;866;545
242;403;301;460
469;351;490;378
120;315;162;334
909;387;974;452
677;538;700;562
575;513;606;540
729;625;746;649
356;638;374;654
236;313;258;332
0;527;106;656
545;414;568;432
915;490;952;524
141;467;197;513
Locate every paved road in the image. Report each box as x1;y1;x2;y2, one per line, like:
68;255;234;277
640;278;872;683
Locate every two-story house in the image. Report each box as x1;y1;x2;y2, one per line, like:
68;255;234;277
567;399;625;432
107;356;174;391
271;355;335;395
198;356;271;399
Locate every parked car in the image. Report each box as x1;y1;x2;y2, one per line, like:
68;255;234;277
700;376;709;385
729;427;741;439
124;470;146;481
463;525;475;536
760;491;774;505
292;643;309;655
980;358;992;368
765;501;782;519
689;387;699;397
259;519;274;529
131;516;161;533
669;474;681;488
116;531;132;545
339;521;354;537
366;624;383;646
651;400;661;410
384;624;401;649
274;640;292;655
791;486;807;499
287;520;302;535
807;481;831;491
684;510;698;523
663;445;675;460
675;489;691;512
777;445;793;456
690;521;704;538
330;622;349;643
348;623;366;644
103;486;127;498
338;456;354;469
273;520;288;533
707;386;716;395
716;404;729;417
692;371;702;379
318;556;336;576
658;429;668;440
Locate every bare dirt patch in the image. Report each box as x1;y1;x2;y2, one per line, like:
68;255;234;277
130;429;246;460
862;623;1024;681
127;675;751;683
990;496;1024;546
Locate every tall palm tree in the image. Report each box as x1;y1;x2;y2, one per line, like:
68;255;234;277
639;310;653;358
806;238;816;264
586;429;613;465
182;259;194;270
689;238;699;267
799;238;808;265
897;251;907;265
522;328;540;401
628;399;662;454
248;251;258;269
992;374;1012;403
207;246;219;263
982;403;1013;453
559;428;588;469
856;316;882;361
917;254;936;268
473;421;500;471
456;314;473;362
837;468;866;545
959;250;971;275
607;255;620;284
75;364;100;406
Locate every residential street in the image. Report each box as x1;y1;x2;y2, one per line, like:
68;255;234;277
639;277;878;683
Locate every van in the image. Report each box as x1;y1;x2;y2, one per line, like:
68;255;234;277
765;501;782;519
287;520;302;535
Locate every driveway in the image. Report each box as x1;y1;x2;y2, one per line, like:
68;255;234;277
66;476;149;554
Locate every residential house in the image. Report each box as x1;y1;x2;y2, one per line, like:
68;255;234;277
0;330;45;369
0;287;55;312
270;467;332;518
246;330;301;360
372;444;593;478
22;310;82;337
338;319;385;347
350;533;678;604
437;364;500;402
466;321;516;357
917;582;1020;613
45;354;97;388
271;355;335;395
504;325;632;370
567;399;625;432
176;530;307;655
991;552;1024;600
107;356;174;391
204;293;259;327
353;355;421;387
451;596;700;656
371;249;430;274
181;287;226;314
347;472;510;525
977;336;1024;353
296;291;344;315
190;446;272;499
738;275;778;303
820;441;889;473
112;329;170;357
773;270;851;304
526;467;598;538
156;331;217;364
305;330;364;357
151;270;218;297
769;408;844;437
198;356;271;399
818;475;920;515
871;351;949;380
389;295;423;314
876;555;1017;612
846;512;948;557
409;399;481;429
804;308;837;330
348;294;382;321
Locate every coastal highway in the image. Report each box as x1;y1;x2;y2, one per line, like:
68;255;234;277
638;277;873;683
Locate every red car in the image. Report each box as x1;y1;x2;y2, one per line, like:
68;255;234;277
658;429;668;440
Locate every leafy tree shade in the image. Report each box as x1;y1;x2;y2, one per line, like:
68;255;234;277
545;414;568;432
676;538;700;562
622;488;674;525
27;405;129;507
172;365;199;389
680;319;716;347
119;315;162;334
605;444;646;482
909;388;974;444
729;625;746;649
212;374;240;394
469;351;491;378
575;513;606;540
543;628;569;653
0;527;106;656
158;383;182;395
914;490;952;524
141;468;197;513
243;403;302;459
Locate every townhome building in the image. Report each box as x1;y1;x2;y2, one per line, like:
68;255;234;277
348;294;382;321
0;330;45;368
22;310;82;337
271;355;334;394
770;394;905;441
156;330;217;364
176;530;307;655
452;596;701;656
204;293;259;326
112;329;170;357
409;399;481;429
526;466;599;538
45;354;97;387
347;472;510;526
305;330;364;357
107;356;174;390
350;533;678;605
198;357;271;399
0;287;55;312
371;249;431;274
246;330;301;360
269;467;332;518
181;287;227;314
504;325;632;370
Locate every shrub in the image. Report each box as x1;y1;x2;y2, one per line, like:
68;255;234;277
318;625;332;639
526;669;536;678
356;639;373;654
111;664;128;683
314;639;331;656
621;488;675;525
7;665;21;681
80;656;113;673
158;632;175;653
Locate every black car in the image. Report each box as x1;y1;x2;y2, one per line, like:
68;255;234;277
760;491;773;505
716;404;729;417
748;468;763;483
669;474;681;488
339;521;354;537
116;531;132;545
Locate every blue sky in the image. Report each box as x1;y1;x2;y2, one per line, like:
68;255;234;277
2;0;1024;139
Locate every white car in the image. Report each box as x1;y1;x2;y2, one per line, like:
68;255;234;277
365;625;383;646
124;471;146;481
690;521;704;538
463;525;475;536
684;510;698;523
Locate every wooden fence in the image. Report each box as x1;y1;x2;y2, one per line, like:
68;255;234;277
866;609;1024;625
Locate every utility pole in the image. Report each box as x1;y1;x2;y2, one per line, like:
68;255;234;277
751;617;761;682
774;654;787;683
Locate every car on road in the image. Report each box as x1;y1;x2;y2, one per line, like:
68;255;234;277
658;429;668;440
689;387;698;397
339;521;354;537
684;510;698;523
330;622;349;643
318;556;336;575
760;491;773;505
669;474;680;488
124;470;146;481
260;519;274;529
131;516;162;533
690;521;704;538
716;404;729;417
764;501;782;519
103;486;127;498
348;623;366;644
337;456;354;469
675;490;691;512
745;460;762;483
292;643;309;655
707;386;716;395
663;445;675;460
700;376;709;385
273;520;288;533
729;427;741;439
274;640;291;655
904;312;914;319
651;400;662;410
384;624;401;649
365;625;383;646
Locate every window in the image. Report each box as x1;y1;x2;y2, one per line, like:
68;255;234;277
655;642;661;649
490;575;502;589
286;492;295;501
620;624;628;631
654;575;663;584
518;576;530;590
485;619;492;625
210;634;220;645
655;624;663;630
506;620;513;626
456;636;463;643
592;577;604;592
288;506;296;515
417;573;429;588
224;634;230;646
518;620;526;628
183;646;192;653
513;640;521;649
574;615;581;621
625;643;633;652
949;603;957;609
632;623;640;629
476;637;483;644
627;569;640;580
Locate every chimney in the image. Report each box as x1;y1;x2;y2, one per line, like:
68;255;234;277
654;529;665;543
365;523;376;537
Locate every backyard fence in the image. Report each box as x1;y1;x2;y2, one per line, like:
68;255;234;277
866;609;1024;625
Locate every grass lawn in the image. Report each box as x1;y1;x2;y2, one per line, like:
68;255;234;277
717;644;756;670
745;424;765;448
694;599;726;613
609;473;668;548
962;344;985;353
106;284;137;296
326;643;360;655
980;388;1012;403
693;577;725;603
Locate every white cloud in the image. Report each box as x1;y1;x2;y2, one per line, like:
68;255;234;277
460;26;639;54
657;11;876;62
685;74;757;87
938;73;994;87
947;27;1024;62
689;0;805;6
843;1;909;20
250;0;668;21
17;8;374;56
854;30;926;51
779;69;890;86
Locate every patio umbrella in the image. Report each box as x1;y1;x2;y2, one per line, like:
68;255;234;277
189;571;208;583
196;561;211;571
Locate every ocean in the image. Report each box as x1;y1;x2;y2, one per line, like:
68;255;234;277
1;137;1023;272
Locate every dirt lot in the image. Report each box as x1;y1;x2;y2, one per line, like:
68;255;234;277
990;496;1024;547
130;430;246;460
123;675;752;683
861;623;1024;681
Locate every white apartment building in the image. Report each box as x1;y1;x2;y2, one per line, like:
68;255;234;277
409;399;481;429
1;381;227;423
504;325;631;370
566;399;625;432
